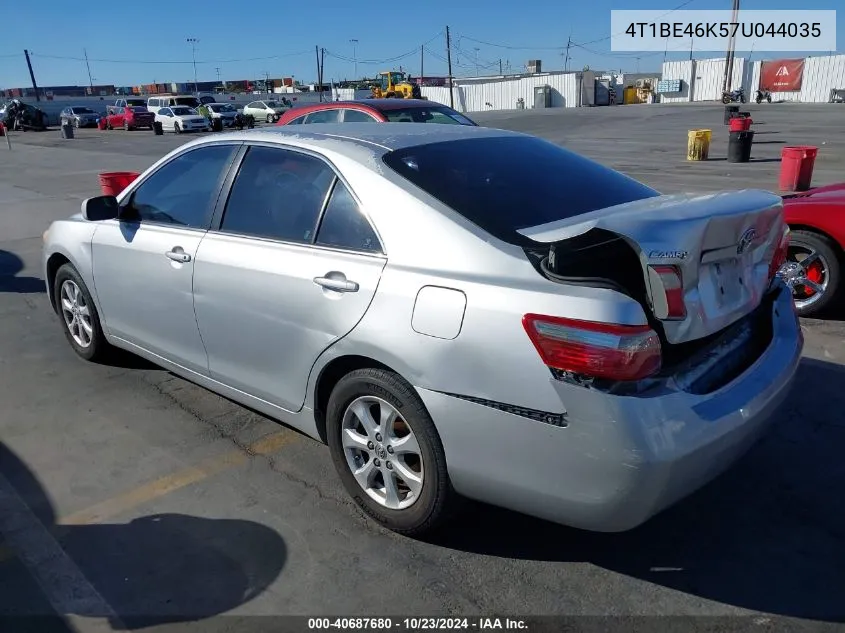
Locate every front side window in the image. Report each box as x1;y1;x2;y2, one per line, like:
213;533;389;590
220;146;336;243
124;145;238;228
384;106;476;125
316;181;382;253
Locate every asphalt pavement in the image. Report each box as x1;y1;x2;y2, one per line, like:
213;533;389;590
1;103;844;632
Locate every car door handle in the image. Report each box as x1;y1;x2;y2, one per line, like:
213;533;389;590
313;275;359;293
166;249;191;263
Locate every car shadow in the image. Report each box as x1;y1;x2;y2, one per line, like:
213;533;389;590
0;442;287;629
424;357;845;623
0;250;45;294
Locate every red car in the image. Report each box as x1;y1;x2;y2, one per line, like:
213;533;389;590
275;99;477;127
105;106;155;131
781;182;845;316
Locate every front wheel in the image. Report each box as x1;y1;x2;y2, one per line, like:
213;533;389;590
124;121;130;131
53;264;111;362
780;229;841;317
756;96;762;104
740;95;746;103
266;113;274;123
326;368;457;536
174;122;181;134
767;95;772;103
722;95;730;104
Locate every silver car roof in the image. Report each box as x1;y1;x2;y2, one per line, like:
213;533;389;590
183;123;524;158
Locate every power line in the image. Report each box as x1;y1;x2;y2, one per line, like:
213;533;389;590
324;32;444;67
27;50;314;65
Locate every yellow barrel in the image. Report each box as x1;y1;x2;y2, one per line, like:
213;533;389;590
687;129;712;161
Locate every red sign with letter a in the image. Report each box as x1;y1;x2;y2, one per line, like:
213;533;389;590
760;59;805;92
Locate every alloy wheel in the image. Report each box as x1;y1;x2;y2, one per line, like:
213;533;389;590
341;396;424;510
780;245;830;311
60;280;93;348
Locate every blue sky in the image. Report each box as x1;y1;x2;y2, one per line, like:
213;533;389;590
0;0;841;88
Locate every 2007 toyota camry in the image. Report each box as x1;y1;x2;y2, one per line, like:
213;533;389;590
42;123;802;536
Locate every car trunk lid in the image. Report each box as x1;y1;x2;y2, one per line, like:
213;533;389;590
518;190;786;345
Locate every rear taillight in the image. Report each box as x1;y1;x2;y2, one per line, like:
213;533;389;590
522;314;662;382
769;226;790;280
648;265;687;320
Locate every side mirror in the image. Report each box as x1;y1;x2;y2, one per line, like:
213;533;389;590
81;195;119;221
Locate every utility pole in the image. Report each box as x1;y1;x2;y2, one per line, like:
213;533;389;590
722;0;740;93
315;46;322;101
564;36;572;72
499;58;503;75
320;47;326;97
187;38;199;96
350;39;358;79
215;67;221;85
690;37;694;60
445;26;454;108
420;45;424;82
473;47;480;76
24;50;40;101
83;48;94;91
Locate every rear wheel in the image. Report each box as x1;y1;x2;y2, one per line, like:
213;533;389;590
780;229;841;317
767;95;772;103
326;368;457;536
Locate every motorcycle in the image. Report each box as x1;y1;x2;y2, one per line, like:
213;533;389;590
721;88;746;103
756;89;772;104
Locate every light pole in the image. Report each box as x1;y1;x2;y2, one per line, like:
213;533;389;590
350;38;359;79
187;37;199;95
474;47;480;76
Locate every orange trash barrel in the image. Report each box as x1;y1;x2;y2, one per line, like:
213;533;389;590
98;171;140;196
779;146;818;192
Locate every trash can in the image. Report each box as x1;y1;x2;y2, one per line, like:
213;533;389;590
723;105;740;124
211;117;223;132
729;116;753;132
727;130;755;163
98;171;141;196
687;129;712;161
61;122;74;139
153;121;164;135
779;146;818;191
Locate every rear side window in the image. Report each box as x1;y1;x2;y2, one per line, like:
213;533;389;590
343;109;379;123
304;110;339;124
382;136;659;245
316;181;382;253
384;106;476;126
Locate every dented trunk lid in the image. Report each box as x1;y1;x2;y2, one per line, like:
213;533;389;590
517;190;785;345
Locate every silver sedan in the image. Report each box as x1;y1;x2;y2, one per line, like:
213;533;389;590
42;124;802;536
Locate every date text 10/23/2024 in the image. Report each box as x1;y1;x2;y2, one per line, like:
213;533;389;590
308;618;529;630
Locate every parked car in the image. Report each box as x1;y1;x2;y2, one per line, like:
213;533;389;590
154;106;209;133
277;99;477;126
105;106;155;131
60;106;99;128
242;100;289;123
42;124;801;536
206;103;239;127
780;182;845;316
0;100;48;130
146;95;201;115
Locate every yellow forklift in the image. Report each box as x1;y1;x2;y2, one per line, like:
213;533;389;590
370;71;422;99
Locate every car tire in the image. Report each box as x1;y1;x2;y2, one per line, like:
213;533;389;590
266;114;273;123
73;118;80;128
326;368;458;536
785;229;842;317
53;263;111;363
174;122;181;134
124;121;130;131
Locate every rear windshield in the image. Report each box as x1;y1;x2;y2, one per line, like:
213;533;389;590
382;136;659;244
127;99;146;106
130;106;148;112
383;106;476;126
71;107;94;113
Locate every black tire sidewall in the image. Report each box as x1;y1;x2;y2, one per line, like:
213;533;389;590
789;230;842;316
53;264;107;361
326;369;450;534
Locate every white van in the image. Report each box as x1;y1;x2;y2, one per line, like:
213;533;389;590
146;95;201;114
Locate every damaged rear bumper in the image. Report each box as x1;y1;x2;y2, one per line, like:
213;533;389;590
415;283;802;532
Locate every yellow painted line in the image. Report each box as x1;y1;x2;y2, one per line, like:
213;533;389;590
0;430;297;564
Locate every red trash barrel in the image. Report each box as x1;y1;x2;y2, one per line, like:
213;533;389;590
729;117;752;132
98;171;140;196
779;146;818;192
